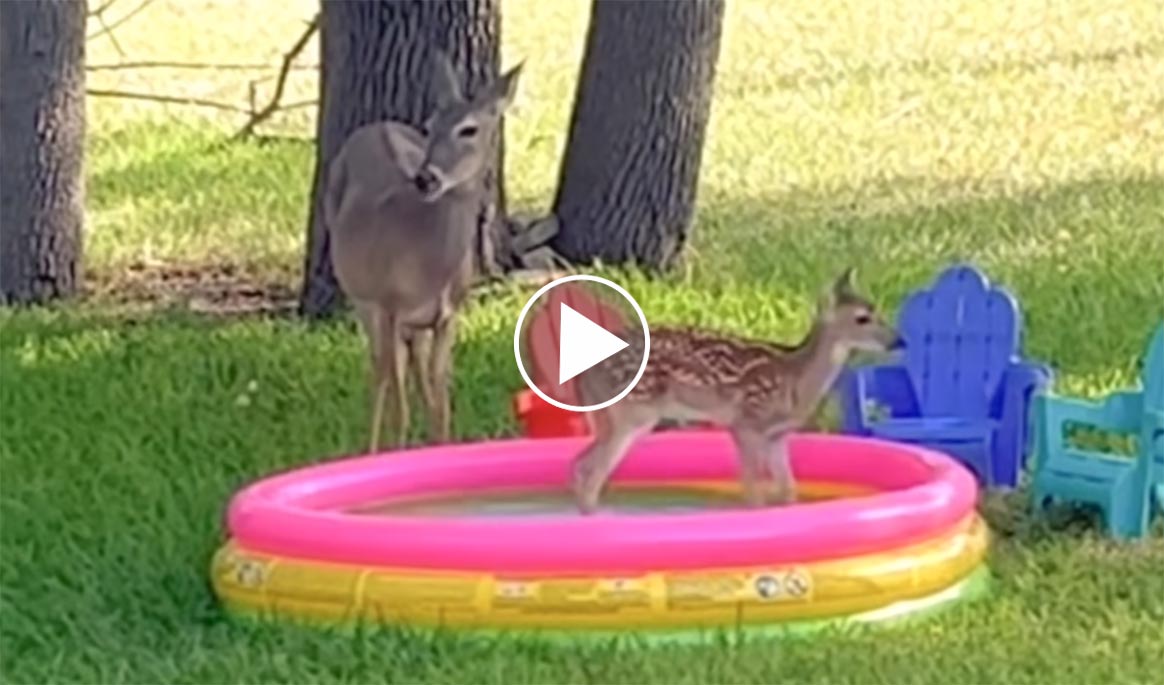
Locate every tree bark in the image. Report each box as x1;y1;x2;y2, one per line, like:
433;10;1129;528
0;0;87;305
552;0;725;269
299;0;505;319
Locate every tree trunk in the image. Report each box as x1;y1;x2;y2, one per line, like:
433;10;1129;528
0;0;86;305
552;0;725;269
299;0;504;319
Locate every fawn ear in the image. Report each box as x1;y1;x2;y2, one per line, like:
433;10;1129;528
383;121;426;178
480;62;523;114
430;50;465;110
833;267;858;298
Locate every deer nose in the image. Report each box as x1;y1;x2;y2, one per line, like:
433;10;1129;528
414;168;439;194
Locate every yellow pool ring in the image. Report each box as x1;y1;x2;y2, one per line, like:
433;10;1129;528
211;512;988;633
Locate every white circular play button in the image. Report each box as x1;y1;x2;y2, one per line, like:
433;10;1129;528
514;275;650;412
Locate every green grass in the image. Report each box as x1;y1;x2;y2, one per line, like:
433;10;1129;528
4;0;1164;682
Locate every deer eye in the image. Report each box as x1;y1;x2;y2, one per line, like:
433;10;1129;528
855;313;872;325
417;124;431;138
457;125;479;138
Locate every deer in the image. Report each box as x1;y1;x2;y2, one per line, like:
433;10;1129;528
570;268;902;515
325;52;523;452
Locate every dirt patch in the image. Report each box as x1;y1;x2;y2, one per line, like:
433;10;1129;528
81;261;566;320
86;261;299;317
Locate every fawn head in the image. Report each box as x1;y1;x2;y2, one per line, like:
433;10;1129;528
387;51;522;202
817;268;902;354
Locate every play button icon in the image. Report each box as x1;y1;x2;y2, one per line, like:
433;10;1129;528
557;303;630;384
514;275;650;412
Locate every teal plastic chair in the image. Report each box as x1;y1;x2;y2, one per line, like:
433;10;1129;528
1030;322;1164;539
1142;325;1164;522
1147;406;1164;524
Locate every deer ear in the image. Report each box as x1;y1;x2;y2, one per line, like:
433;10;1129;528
382;121;426;178
833;267;857;297
430;50;465;109
816;285;836;318
481;62;523;113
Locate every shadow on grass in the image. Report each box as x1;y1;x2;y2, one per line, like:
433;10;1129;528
4;306;1164;683
6;158;1164;682
0;309;524;680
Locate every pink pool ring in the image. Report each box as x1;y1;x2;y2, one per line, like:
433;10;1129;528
211;431;989;636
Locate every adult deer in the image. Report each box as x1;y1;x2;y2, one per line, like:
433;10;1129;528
325;52;522;451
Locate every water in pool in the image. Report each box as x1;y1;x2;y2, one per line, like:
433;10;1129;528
347;484;840;517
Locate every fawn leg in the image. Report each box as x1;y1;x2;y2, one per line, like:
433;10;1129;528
428;315;456;443
766;434;797;504
729;425;768;508
374;310;410;448
572;408;656;515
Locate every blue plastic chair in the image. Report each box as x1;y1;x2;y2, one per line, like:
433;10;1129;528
836;264;1052;488
1029;322;1164;539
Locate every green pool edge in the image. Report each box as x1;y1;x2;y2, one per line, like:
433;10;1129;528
219;565;992;646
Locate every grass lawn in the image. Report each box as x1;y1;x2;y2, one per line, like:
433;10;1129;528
3;0;1164;682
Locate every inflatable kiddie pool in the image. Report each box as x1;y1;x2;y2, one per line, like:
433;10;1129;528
211;431;988;639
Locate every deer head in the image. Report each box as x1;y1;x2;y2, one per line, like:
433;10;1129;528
384;50;523;203
816;268;902;355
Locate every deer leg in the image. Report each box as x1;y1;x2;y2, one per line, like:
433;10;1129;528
374;310;410;449
369;379;386;454
407;328;436;441
729;425;768;508
766;434;797;505
571;408;656;515
356;303;386;454
428;315;457;443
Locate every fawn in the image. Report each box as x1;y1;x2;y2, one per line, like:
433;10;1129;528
325;52;523;451
571;269;902;514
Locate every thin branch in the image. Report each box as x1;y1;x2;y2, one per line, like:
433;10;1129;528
87;60;320;72
88;0;119;19
278;100;318;111
86;89;249;113
93;11;127;57
87;0;157;41
232;14;320;139
251;133;315;146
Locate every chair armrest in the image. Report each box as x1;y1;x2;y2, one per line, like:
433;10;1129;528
1040;390;1144;437
977;361;1048;482
835;363;916;435
995;362;1053;461
999;362;1053;418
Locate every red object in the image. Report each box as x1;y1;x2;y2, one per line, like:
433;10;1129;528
511;280;720;437
511;280;626;437
513;389;589;438
511;388;719;438
525;282;629;407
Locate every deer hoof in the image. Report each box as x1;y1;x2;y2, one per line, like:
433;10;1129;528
742;492;766;509
574;494;599;516
775;488;798;505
